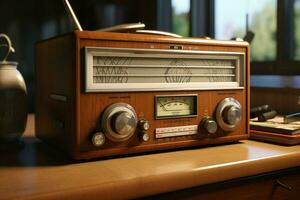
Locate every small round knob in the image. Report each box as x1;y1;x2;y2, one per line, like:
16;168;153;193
112;111;137;135
201;117;218;134
138;119;150;131
91;132;105;147
140;132;150;142
223;105;242;125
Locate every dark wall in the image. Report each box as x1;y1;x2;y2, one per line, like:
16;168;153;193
0;0;157;112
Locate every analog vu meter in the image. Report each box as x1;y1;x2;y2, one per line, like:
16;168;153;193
155;95;198;119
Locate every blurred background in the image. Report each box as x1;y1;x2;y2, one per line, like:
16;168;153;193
0;0;298;113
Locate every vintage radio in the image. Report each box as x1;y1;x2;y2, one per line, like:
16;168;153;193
35;31;250;160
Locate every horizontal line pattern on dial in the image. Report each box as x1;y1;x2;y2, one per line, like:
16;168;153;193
92;57;237;83
85;47;245;92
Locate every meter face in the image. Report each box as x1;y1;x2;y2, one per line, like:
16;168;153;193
155;95;197;119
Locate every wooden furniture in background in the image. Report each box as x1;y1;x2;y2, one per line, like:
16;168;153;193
146;168;300;200
251;87;300;114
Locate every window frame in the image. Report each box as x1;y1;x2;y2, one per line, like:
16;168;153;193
157;0;214;37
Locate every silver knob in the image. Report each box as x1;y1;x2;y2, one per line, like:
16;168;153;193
141;132;150;142
113;111;137;135
138;119;150;131
223;106;242;125
102;103;138;142
91;132;105;147
216;98;242;132
201;117;218;134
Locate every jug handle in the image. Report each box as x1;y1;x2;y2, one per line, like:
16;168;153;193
0;34;15;62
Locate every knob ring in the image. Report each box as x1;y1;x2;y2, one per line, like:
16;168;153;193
216;98;242;132
102;103;137;142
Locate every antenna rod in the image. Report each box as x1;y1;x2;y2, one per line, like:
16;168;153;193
62;0;83;31
246;13;249;33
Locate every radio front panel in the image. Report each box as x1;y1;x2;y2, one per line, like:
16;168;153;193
35;31;249;160
79;90;246;154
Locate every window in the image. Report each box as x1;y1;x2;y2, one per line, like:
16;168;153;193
215;0;277;62
214;0;300;74
157;0;213;37
293;0;300;60
157;0;300;75
171;0;191;37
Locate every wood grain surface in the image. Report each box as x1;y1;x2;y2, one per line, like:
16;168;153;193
0;116;300;200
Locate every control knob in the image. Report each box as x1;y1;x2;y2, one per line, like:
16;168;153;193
102;103;138;142
138;119;150;131
112;111;137;136
140;132;150;142
223;105;242;125
91;132;106;147
138;119;150;142
216;98;242;132
201;117;218;134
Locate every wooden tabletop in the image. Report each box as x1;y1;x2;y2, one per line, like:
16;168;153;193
1;115;300;200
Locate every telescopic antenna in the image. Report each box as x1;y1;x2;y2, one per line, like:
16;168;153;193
62;0;83;31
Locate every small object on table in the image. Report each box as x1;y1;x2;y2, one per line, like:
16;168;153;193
257;110;277;122
250;116;300;145
250;116;300;135
0;34;27;146
250;130;300;145
250;105;277;122
250;104;270;118
283;112;300;124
